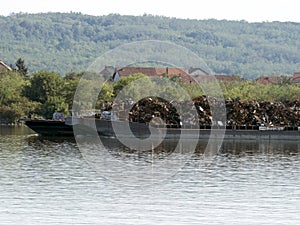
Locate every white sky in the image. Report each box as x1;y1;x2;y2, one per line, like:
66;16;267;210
0;0;300;22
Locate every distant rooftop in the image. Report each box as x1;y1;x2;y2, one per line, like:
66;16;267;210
0;60;12;72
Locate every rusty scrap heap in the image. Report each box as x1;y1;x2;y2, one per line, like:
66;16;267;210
129;97;181;128
128;96;300;127
224;99;300;127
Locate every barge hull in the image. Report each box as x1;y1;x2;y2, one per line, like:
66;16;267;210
76;118;300;141
25;120;73;136
25;118;300;140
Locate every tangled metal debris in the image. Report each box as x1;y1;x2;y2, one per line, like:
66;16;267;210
127;96;300;128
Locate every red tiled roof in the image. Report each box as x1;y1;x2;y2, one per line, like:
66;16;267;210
116;67;195;84
256;76;280;85
293;72;300;78
292;77;300;84
0;60;12;72
117;67;158;76
255;76;300;85
292;73;300;83
112;66;244;84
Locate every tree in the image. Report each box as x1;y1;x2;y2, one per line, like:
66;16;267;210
25;71;63;103
113;73;149;97
0;70;39;123
15;58;28;78
24;71;68;118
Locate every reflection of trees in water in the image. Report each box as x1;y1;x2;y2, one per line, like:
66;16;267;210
25;135;79;158
0;126;34;136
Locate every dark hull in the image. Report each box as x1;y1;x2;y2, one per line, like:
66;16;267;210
25;119;73;136
25;118;300;140
76;118;300;141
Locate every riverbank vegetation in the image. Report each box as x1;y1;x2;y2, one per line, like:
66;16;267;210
2;66;300;124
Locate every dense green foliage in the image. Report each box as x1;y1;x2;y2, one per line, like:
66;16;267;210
1;13;300;78
24;71;69;118
0;70;39;123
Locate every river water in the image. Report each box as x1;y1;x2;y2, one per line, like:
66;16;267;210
0;126;300;225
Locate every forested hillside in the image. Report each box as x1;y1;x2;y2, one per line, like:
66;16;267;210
1;12;300;79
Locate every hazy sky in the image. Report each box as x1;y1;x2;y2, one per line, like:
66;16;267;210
1;0;300;22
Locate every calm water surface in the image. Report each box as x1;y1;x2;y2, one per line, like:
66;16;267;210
0;126;299;225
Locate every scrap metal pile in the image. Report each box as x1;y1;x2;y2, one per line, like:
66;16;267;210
129;97;181;128
225;98;300;127
128;96;300;127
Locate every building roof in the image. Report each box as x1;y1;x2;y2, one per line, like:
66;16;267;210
255;75;300;85
293;72;300;78
256;76;281;85
102;66;244;84
292;72;300;84
114;66;195;84
116;67;189;76
0;60;12;72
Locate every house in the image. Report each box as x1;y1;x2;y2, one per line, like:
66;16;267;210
255;75;297;85
256;76;281;85
100;66;243;84
0;60;12;73
109;66;195;84
292;72;300;84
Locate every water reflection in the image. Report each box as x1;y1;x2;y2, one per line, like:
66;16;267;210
98;135;300;157
1;125;299;158
22;133;300;159
0;126;300;224
0;125;34;136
